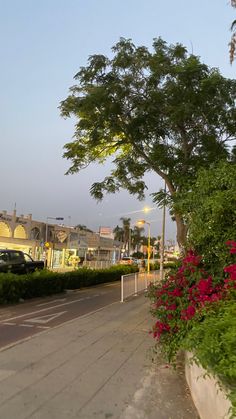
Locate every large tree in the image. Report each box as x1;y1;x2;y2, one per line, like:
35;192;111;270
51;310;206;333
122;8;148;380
175;161;236;274
60;38;236;248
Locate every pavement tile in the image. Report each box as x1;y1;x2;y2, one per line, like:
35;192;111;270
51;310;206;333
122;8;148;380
0;295;198;419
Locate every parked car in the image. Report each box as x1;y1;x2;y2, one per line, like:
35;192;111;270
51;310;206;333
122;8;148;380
0;250;44;274
119;257;138;265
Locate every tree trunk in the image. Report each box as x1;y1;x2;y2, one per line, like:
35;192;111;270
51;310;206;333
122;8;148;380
175;213;188;252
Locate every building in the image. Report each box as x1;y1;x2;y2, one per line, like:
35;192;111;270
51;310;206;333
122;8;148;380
0;210;122;269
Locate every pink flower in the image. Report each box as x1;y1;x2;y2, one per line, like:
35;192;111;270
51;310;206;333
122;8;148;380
226;241;236;254
153;320;171;338
226;240;236;247
169;288;182;297
181;305;196;321
197;277;213;295
166;304;177;311
183;251;202;267
224;264;236;280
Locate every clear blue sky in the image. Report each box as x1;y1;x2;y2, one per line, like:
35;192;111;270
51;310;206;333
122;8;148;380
0;0;235;240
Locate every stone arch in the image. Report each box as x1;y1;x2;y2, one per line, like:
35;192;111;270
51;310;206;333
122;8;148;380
0;221;12;237
30;227;40;240
14;225;27;239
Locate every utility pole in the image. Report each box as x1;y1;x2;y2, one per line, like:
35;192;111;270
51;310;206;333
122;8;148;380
159;182;166;281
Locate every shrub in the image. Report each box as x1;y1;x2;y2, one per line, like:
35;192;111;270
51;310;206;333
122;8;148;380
147;242;236;416
175;161;236;274
0;265;138;304
182;300;236;418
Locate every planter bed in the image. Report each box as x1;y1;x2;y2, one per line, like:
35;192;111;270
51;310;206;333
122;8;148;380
185;352;231;419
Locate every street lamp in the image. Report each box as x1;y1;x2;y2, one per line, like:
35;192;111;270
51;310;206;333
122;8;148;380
137;219;151;274
159;182;166;281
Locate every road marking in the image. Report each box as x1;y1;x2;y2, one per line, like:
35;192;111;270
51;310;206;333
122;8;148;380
19;324;34;328
0;293;104;324
3;322;16;326
0;298;85;323
25;311;67;325
36;298;67;307
0;312;11;318
36;325;50;329
0;300;119;353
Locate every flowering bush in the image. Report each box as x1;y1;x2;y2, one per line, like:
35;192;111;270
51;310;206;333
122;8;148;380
148;242;236;361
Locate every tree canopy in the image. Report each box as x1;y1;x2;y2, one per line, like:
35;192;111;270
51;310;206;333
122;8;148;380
175;161;236;272
60;38;236;246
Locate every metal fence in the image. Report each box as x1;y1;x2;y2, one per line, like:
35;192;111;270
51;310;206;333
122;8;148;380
120;270;160;302
82;260;116;269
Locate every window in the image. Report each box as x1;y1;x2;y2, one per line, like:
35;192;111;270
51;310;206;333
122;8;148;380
9;252;24;263
23;253;33;263
0;252;9;264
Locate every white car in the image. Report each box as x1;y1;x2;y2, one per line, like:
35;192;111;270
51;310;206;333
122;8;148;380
120;257;138;265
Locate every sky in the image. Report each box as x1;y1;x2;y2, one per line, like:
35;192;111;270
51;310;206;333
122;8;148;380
0;0;235;241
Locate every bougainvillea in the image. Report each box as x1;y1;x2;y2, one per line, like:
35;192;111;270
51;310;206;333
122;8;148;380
148;244;236;361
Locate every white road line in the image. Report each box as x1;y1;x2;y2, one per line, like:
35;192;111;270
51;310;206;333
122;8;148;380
36;298;67;307
36;325;50;329
19;324;34;328
26;311;67;324
0;312;11;318
3;322;16;326
0;300;118;353
0;292;105;324
0;298;85;324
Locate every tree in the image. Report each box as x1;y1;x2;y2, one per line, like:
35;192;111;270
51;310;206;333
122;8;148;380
131;225;144;252
113;217;131;254
60;38;236;248
175;161;236;273
113;219;144;254
120;217;131;254
113;225;124;242
76;224;93;233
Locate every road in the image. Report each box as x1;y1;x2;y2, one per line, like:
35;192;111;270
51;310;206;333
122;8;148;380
0;281;121;350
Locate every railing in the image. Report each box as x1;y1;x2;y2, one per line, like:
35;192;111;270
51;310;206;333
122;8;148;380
82;260;116;269
121;270;160;302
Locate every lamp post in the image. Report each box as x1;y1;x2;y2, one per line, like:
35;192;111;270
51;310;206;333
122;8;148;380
159;182;166;281
137;219;151;274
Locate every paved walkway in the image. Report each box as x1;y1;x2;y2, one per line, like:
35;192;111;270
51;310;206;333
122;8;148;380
0;295;199;419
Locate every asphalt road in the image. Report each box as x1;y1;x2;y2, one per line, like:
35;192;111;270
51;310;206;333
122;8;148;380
0;282;121;350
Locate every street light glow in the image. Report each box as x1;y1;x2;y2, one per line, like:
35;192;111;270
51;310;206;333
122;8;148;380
143;207;151;213
137;219;145;226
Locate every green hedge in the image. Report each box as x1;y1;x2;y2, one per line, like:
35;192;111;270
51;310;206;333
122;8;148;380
182;299;236;418
150;261;178;270
0;265;138;305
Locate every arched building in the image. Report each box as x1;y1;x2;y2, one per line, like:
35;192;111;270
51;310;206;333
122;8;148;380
0;210;43;259
0;210;123;269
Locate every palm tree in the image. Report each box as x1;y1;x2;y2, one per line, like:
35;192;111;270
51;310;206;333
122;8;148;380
113;225;124;242
120;217;131;254
131;226;144;252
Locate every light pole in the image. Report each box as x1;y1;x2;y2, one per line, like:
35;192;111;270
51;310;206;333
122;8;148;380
67;215;71;251
128;227;131;257
159;182;166;281
137;219;151;274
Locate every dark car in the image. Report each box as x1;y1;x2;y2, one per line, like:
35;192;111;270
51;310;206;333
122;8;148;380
0;250;44;274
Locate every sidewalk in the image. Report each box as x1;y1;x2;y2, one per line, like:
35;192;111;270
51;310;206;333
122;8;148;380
0;295;199;419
